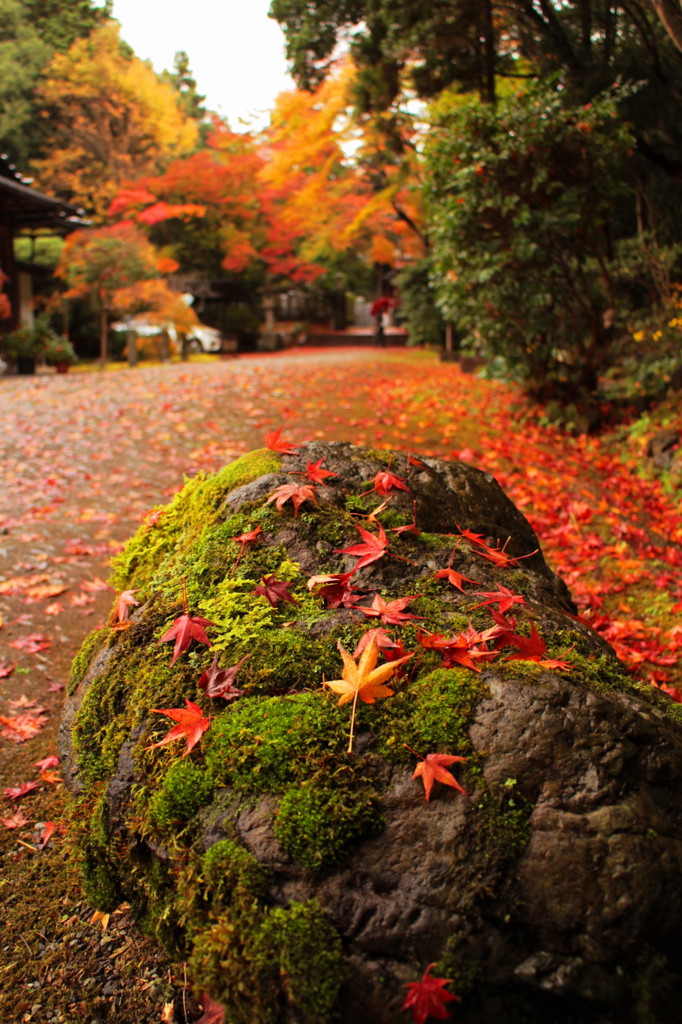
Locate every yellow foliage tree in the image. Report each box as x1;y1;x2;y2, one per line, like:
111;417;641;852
260;61;425;273
32;23;198;218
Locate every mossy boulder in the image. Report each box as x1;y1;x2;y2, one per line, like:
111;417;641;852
59;443;682;1024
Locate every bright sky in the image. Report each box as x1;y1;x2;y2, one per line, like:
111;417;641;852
109;0;295;130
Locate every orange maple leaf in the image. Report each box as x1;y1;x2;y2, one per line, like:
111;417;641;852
324;639;412;752
264;426;299;454
412;753;467;802
266;482;317;515
148;699;210;756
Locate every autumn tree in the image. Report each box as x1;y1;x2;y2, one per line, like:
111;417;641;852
32;22;198;217
0;0;109;168
55;223;190;363
260;62;424;289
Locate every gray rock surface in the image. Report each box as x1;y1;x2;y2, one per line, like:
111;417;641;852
60;443;682;1024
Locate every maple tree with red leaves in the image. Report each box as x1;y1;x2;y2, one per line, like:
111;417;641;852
148;699;211;756
402;963;461;1023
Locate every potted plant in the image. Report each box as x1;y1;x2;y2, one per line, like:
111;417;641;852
3;325;45;374
43;334;77;373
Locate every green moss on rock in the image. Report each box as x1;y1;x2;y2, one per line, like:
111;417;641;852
110;449;281;593
146;760;214;833
190;897;343;1024
274;782;384;869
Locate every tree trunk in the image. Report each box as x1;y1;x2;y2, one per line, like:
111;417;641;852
479;0;497;105
127;330;138;368
99;305;108;366
649;0;682;53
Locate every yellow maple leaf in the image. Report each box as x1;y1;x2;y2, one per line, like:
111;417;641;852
324;639;412;752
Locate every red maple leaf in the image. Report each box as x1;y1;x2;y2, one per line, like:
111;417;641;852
434;568;476;592
3;780;41;801
390;520;420;536
411;754;467;802
38;821;56;850
10;633;51;653
158;613;214;666
148;699;211;756
33;755;59;772
402;963;460;1023
488;608;519;648
198;653;248;700
265;426;299;454
352;627;402;659
110;589;139;626
418;623;501;672
335;523;389;574
232;524;263;573
373;468;410;496
1;810;32;830
266;482;316;514
471;584;526;613
0;711;48;743
196;992;225;1024
505;622;547;661
298;457;338;484
457;527;537;568
356;593;424;626
253;575;300;608
308;572;364;609
0;662;15;679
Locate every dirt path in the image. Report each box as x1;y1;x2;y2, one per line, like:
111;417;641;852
1;349;680;1022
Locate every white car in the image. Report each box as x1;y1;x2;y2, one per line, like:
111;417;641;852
111;318;223;353
186;324;223;353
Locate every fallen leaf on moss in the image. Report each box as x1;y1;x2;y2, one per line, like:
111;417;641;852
158;613;214;666
148;699;211;756
253;575;300;607
198;653;248;701
324;639;412;753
